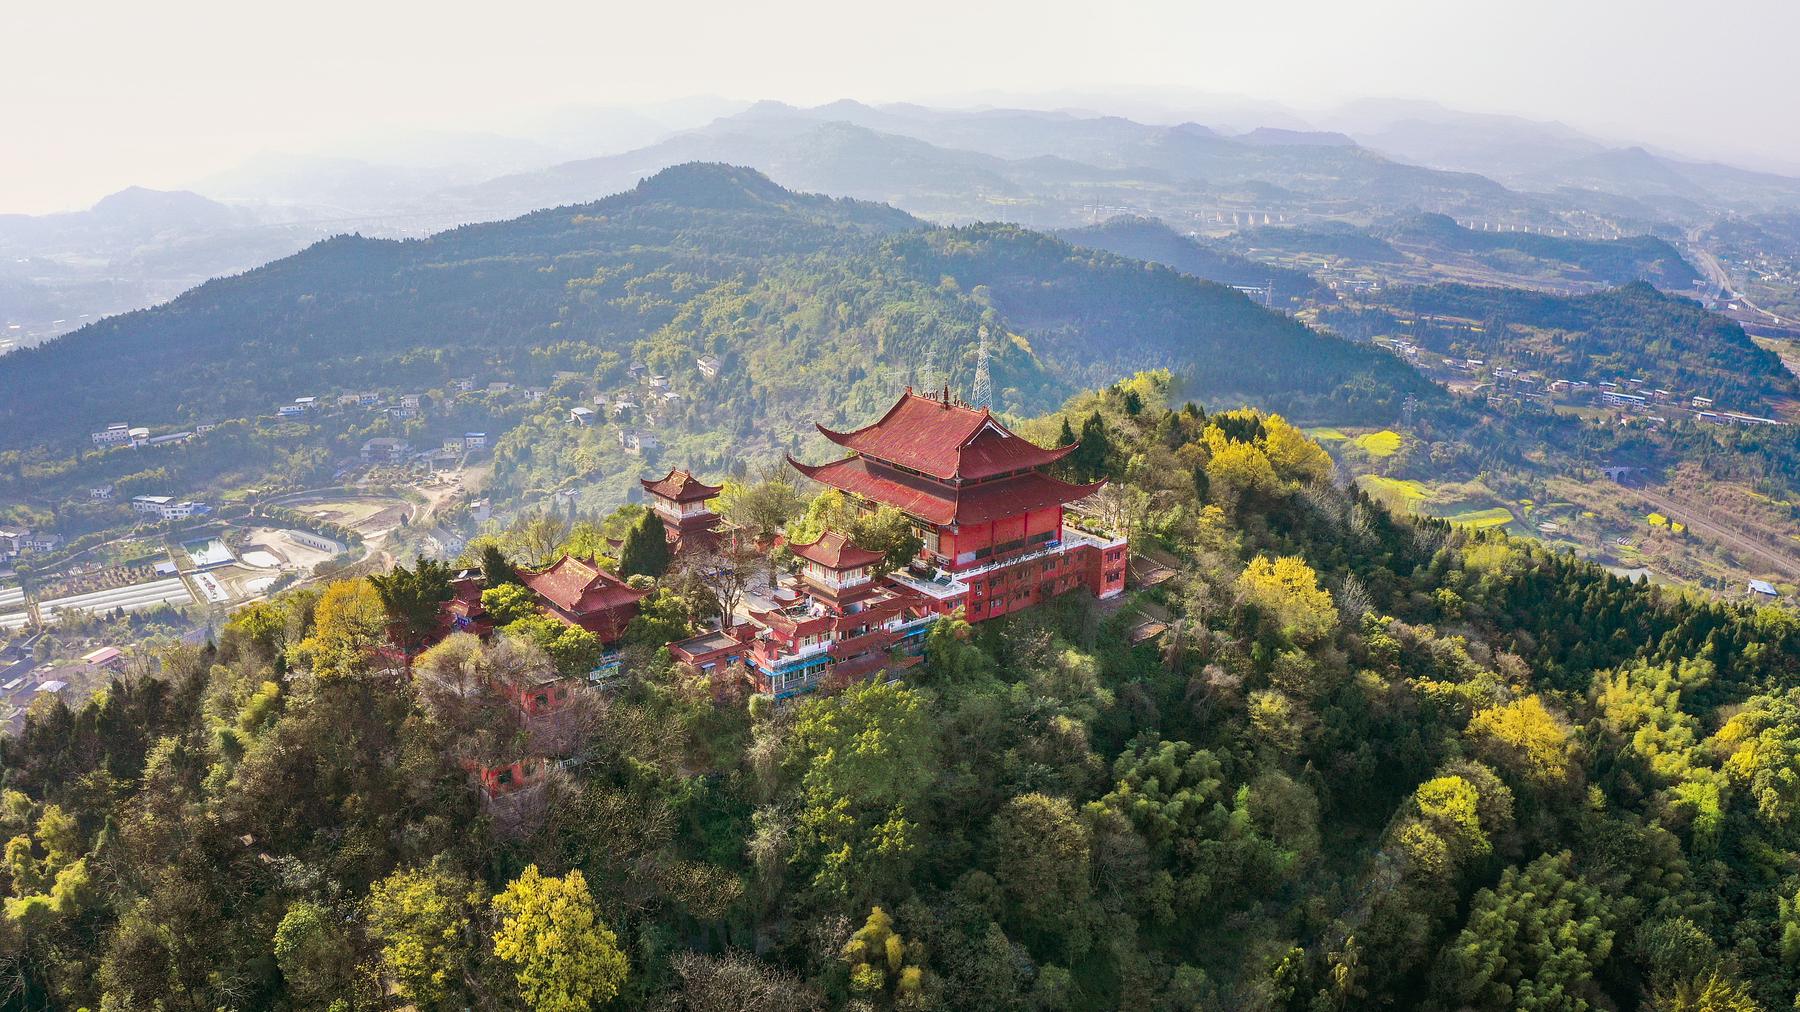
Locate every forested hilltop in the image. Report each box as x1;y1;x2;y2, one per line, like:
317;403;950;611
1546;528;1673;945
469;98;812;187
0;163;1424;457
5;375;1799;1010
1330;281;1800;413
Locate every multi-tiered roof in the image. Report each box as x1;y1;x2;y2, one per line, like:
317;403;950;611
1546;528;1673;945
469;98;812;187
788;388;1103;526
640;468;723;504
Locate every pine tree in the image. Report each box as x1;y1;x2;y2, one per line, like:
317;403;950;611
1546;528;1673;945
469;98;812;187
1074;411;1112;481
619;511;671;579
480;544;519;586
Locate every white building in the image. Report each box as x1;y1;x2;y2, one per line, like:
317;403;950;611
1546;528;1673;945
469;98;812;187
91;422;133;447
131;495;174;515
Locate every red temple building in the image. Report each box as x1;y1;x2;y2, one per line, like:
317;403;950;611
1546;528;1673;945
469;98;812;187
640;468;723;554
519;555;651;642
789;387;1128;623
672;388;1129;699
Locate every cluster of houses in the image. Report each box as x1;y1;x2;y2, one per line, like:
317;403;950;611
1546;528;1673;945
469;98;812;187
0;529;62;562
569;357;729;455
1473;370;1785;427
437;389;1129;806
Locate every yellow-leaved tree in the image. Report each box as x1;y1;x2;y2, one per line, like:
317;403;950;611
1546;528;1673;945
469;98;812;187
491;865;628;1012
1467;695;1578;786
1236;555;1338;645
286;578;387;679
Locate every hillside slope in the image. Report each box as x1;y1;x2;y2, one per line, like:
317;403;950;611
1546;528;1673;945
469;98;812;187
1056;216;1328;301
0;165;1427;454
1353;281;1799;412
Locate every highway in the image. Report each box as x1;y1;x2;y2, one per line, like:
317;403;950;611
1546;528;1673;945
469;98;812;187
1686;223;1800;330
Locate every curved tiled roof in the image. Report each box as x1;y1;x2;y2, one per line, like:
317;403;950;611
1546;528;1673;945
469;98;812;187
817;389;1075;481
640;468;722;503
788;530;885;570
521;556;650;614
788;454;1103;527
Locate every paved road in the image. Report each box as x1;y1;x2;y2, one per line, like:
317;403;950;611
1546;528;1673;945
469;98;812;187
1687;224;1800;330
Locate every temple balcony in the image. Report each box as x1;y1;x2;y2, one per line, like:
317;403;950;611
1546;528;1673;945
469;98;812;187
829;627;898;658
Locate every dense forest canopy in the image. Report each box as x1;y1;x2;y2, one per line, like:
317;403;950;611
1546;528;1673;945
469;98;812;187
5;376;1798;1010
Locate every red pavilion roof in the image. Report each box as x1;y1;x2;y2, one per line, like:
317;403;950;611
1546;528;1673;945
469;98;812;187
788;454;1104;527
788;530;886;570
521;556;650;615
640;468;722;503
817;389;1075;481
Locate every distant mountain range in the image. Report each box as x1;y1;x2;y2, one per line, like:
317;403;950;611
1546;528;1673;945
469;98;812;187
0;164;1430;452
7;96;1800;346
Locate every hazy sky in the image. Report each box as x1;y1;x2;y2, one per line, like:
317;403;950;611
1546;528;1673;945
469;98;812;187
7;0;1798;213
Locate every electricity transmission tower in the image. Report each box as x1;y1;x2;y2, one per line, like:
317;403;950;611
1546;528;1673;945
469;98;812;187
971;325;993;408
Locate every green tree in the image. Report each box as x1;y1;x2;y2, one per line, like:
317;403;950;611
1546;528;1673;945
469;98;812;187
619;510;672;579
849;506;925;576
506;615;604;678
787;681;936;903
273;901;359;1008
481;582;539;626
990;793;1092;942
491;865;629;1012
481;542;521;586
369;556;455;652
363;863;476;1010
1429;851;1614;1011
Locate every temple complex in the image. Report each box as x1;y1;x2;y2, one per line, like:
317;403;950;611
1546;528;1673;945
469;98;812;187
441;388;1133;811
671;387;1129;697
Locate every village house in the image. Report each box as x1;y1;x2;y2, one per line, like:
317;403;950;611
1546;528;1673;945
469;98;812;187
90;484;114;500
570;406;595;426
463;432;489;450
696;355;722;379
400;393;423;410
360;437;412;464
131;495;174;515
